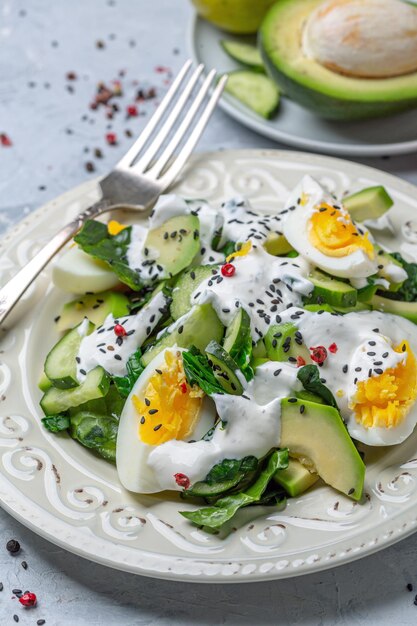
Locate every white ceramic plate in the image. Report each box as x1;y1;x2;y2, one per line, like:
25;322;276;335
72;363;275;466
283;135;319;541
189;15;417;157
2;149;417;583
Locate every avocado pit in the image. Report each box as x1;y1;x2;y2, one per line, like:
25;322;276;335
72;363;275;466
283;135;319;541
302;0;417;79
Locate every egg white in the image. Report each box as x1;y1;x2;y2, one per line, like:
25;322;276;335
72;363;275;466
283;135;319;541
294;308;417;446
53;246;121;294
282;176;377;279
116;346;216;493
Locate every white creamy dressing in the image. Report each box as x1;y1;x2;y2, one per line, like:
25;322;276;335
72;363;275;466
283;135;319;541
148;362;301;490
190;244;313;341
76;291;168;380
126;223;166;284
218;197;285;248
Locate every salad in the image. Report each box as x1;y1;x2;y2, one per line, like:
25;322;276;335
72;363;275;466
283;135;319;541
39;174;417;532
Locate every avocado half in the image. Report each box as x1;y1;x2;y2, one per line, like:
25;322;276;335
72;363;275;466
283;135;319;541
259;0;417;120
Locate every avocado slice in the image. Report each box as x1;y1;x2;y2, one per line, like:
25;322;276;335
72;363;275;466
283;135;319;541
259;0;417;120
140;304;224;367
273;457;319;497
368;294;417;324
280;398;365;500
264;232;293;256
145;214;200;278
344;186;393;222
56;291;130;333
264;322;311;364
305;269;357;308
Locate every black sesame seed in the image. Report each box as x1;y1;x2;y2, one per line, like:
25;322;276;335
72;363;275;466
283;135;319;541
145;398;150;407
153;424;162;431
373;328;380;333
342;364;348;373
288;357;297;363
140;416;145;424
76;356;81;363
155;369;162;375
402;344;407;352
374;361;383;366
37;621;46;626
368;369;372;378
12;589;22;595
178;325;184;334
407;583;413;592
348;488;355;495
163;232;169;240
149;408;158;415
13;616;19;623
374;368;383;375
367;352;376;356
0;582;3;591
300;405;305;414
288;397;298;403
382;352;389;358
21;560;27;570
80;368;87;375
114;354;122;361
273;369;282;377
368;341;376;346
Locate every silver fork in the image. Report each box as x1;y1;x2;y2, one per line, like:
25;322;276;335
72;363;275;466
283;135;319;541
0;60;227;326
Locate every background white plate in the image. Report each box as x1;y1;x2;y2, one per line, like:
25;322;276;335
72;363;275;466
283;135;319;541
189;16;417;158
2;149;417;583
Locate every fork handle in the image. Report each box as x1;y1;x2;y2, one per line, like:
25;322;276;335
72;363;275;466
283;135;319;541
0;200;108;326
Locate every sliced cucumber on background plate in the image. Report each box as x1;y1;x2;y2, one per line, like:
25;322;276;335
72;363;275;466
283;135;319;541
221;40;264;72
224;71;280;119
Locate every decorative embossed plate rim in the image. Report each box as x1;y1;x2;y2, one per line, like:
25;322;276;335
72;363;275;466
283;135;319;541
2;150;417;582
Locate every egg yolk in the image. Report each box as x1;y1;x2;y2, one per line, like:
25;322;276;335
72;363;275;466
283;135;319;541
308;203;374;259
133;350;204;445
108;220;127;236
351;341;417;429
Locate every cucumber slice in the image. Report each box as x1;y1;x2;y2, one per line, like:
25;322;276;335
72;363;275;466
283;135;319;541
264;323;310;364
141;304;224;367
57;291;130;333
40;366;110;415
223;308;251;368
344;186;393;222
221;40;264;72
306;269;357;308
224;70;280;119
205;340;243;395
144;214;200;278
369;294;417;324
44;320;94;389
38;370;52;392
170;265;217;321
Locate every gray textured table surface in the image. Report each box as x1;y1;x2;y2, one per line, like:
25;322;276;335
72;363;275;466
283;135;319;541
1;1;417;624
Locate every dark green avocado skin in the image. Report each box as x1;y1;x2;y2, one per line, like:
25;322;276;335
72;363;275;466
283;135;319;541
258;0;417;122
259;41;417;121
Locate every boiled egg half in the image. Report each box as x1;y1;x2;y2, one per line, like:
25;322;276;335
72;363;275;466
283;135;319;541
282;176;377;279
116;347;216;493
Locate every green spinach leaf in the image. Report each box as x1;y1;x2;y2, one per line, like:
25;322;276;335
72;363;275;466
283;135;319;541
74;220;143;290
41;415;70;433
113;348;145;399
297;365;338;409
182;346;225;396
69;411;118;463
180;449;288;529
